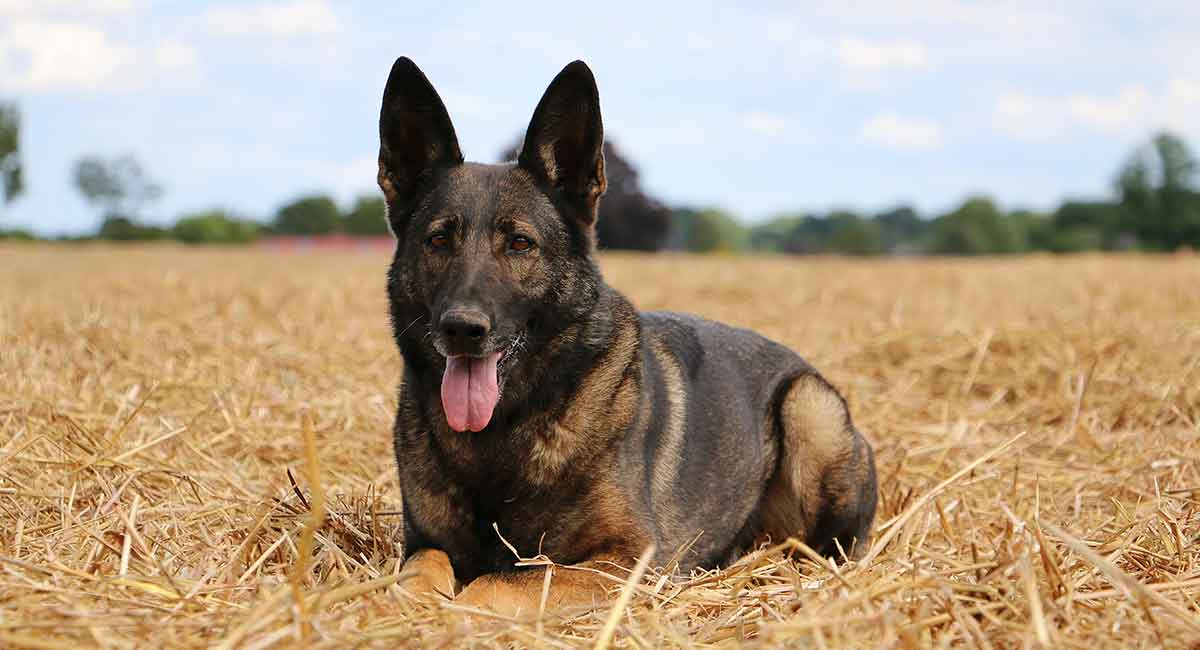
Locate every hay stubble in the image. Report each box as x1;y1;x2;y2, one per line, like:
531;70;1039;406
1;245;1198;647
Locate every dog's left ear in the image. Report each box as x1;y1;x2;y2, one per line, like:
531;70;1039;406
518;60;607;225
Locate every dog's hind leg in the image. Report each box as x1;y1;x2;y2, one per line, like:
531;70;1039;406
757;373;878;560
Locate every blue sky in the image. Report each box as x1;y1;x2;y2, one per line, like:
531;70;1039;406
1;0;1198;235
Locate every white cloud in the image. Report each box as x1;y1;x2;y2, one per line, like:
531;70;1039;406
860;112;943;150
994;81;1199;141
740;111;791;137
837;36;931;73
203;0;342;38
993;91;1065;141
0;19;200;92
1163;77;1200;135
813;1;1064;35
0;20;131;91
152;38;200;74
0;0;138;17
1066;85;1151;133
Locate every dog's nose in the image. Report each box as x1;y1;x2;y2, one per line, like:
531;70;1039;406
439;309;491;347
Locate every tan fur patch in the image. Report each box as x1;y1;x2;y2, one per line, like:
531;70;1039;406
593;154;607;196
537;141;558;184
527;421;577;485
526;318;638;486
377;155;398;205
781;375;851;467
648;338;688;539
758;374;852;542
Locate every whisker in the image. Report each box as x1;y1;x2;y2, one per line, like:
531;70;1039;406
396;315;424;338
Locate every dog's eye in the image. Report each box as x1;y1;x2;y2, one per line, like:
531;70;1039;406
509;236;533;253
426;233;449;251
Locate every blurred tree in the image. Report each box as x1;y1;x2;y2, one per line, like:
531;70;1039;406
752;212;880;255
0;227;34;240
665;207;696;250
1048;201;1123;251
790;215;838;253
98;216;167;241
826;210;883;255
929;196;1026;255
749;215;796;252
1007;209;1055;251
73;154;163;223
0;102;23;206
342;195;390;235
172;210;259;244
1115;131;1200;250
873;205;928;254
681;208;746;252
273;194;341;235
499;138;671;250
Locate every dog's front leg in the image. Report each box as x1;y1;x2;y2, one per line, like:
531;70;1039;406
455;558;627;618
397;548;457;600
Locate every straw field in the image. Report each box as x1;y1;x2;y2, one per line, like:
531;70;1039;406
1;244;1198;648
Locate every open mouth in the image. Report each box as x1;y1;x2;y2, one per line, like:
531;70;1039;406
440;352;502;432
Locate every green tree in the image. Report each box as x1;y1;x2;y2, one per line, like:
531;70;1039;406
1115;131;1200;250
929;196;1026;255
1044;201;1123;251
98;216;167;241
0;227;34;240
172;210;259;244
0;102;23;206
748;215;805;252
342;195;390;235
826;210;883;255
73;154;163;222
273;194;340;235
684;208;746;252
873;206;928;254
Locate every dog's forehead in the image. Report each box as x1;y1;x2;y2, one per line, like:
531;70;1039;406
432;163;553;224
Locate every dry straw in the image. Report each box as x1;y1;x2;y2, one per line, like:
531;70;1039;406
2;244;1199;647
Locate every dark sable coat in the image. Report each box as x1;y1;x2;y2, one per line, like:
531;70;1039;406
379;58;877;609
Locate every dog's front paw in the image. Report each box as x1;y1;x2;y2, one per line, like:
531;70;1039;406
454;576;535;619
398;572;452;600
397;549;457;601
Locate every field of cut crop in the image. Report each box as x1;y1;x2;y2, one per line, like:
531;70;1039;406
1;244;1198;648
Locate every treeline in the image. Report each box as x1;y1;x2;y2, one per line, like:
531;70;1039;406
0;196;390;244
673;198;1137;256
75;193;389;244
0;150;391;243
2;99;1198;255
668;132;1200;255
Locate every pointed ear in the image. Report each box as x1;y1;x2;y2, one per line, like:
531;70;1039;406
378;57;463;222
518;60;607;224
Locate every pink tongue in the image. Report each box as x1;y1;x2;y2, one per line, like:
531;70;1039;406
440;353;501;432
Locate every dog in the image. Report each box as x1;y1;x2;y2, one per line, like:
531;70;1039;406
378;57;878;616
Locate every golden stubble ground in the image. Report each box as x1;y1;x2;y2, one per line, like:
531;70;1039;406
1;243;1198;648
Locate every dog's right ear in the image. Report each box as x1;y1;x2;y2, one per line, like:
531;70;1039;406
378;57;463;232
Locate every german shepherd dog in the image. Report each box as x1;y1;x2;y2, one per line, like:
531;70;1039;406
379;58;878;616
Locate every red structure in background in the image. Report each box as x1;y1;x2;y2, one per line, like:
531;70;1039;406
258;235;394;253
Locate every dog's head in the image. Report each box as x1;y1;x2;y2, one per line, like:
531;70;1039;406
378;58;608;433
